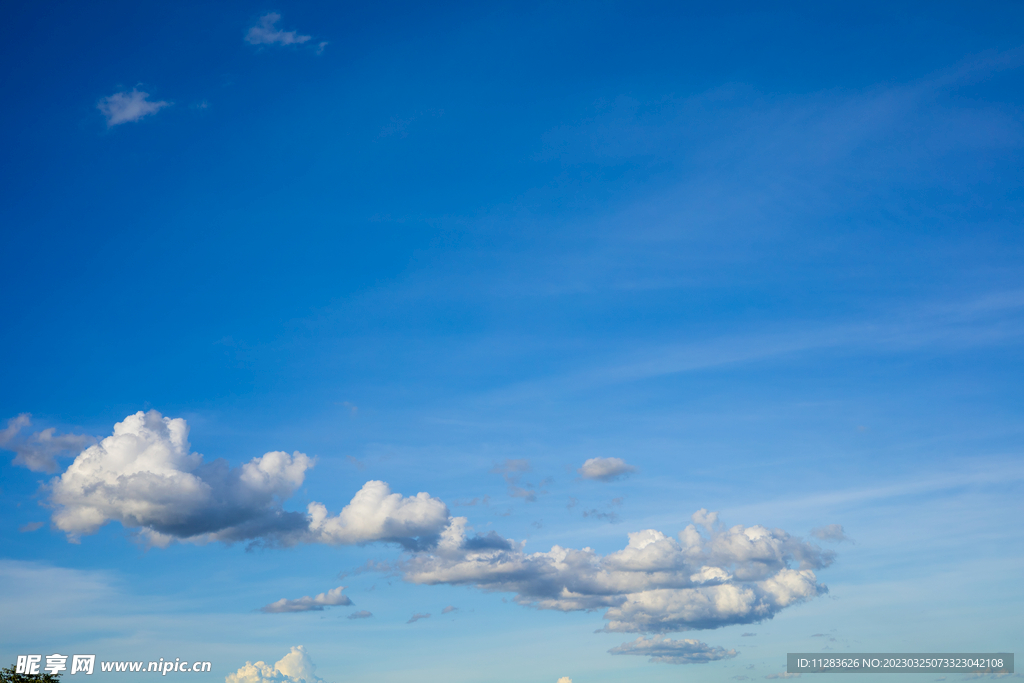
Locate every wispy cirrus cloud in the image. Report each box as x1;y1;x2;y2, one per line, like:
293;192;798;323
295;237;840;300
97;89;170;127
492;458;537;501
810;524;851;543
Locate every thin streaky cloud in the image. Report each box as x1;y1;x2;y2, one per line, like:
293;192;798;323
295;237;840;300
726;462;1024;521
470;290;1024;409
609;635;738;664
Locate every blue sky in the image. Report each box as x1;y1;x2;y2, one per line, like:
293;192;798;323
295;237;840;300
1;2;1023;682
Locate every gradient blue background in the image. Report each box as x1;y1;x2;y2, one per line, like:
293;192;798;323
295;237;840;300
1;2;1022;682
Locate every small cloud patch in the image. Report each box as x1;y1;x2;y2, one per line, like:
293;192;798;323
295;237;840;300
261;587;352;613
246;13;311;46
1;413;95;473
98;89;170;127
577;457;636;482
810;524;851;543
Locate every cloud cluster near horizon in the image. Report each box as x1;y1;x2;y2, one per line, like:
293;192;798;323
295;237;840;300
22;410;834;643
401;510;832;634
260;586;352;613
225;646;321;683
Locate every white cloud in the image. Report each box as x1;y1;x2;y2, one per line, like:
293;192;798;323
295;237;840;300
578;456;636;481
347;610;372;619
245;14;311;46
226;646;322;683
810;524;851;542
306;480;450;549
557;678;573;683
442;605;459;614
45;411;450;549
49;411;312;545
260;586;352;613
0;413;94;473
97;89;170;127
400;509;832;633
609;635;738;664
407;612;431;623
765;673;801;679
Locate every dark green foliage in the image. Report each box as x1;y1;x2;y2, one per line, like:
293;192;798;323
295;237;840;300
1;666;61;683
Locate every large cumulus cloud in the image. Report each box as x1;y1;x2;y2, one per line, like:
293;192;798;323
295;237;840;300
47;411;449;548
49;411;312;545
400;510;832;633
